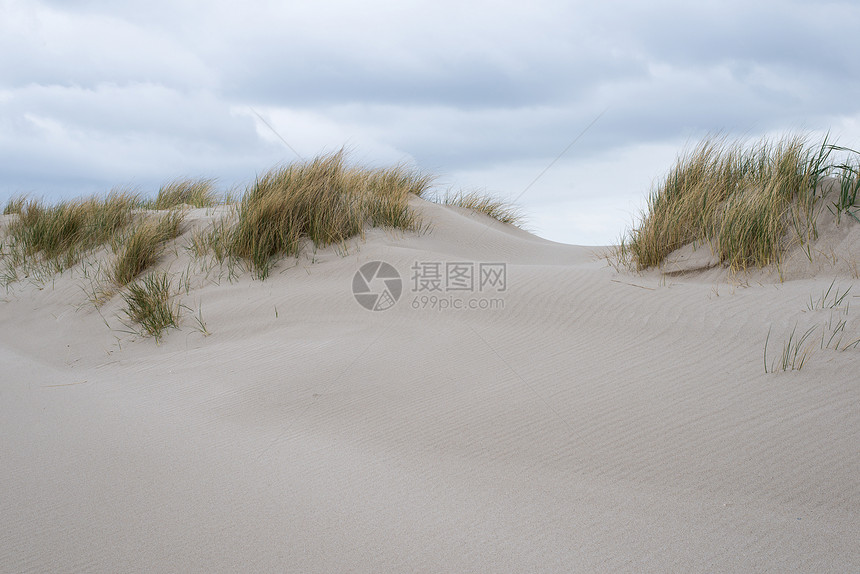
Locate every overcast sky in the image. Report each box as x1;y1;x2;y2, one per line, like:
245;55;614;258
2;0;859;245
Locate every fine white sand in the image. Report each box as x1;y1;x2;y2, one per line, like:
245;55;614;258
2;198;858;572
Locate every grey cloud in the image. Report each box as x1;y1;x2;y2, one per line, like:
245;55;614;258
220;35;646;109
3;0;860;244
0;82;279;199
611;1;860;76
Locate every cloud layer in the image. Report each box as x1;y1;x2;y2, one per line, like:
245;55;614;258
3;0;859;244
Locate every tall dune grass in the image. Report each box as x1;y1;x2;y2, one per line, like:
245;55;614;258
111;209;185;286
441;189;525;227
3;195;28;215
3;191;140;273
227;150;434;278
148;178;219;210
827;145;860;224
620;134;857;270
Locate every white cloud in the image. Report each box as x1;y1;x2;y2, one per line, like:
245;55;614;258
0;82;271;195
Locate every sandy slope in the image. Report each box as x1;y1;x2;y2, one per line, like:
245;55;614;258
1;198;858;572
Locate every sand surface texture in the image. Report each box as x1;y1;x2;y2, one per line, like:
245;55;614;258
2;199;858;572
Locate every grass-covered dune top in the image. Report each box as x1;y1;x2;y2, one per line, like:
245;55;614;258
1;151;527;339
3;198;188;290
226;150;434;278
0;151;440;282
620;134;860;271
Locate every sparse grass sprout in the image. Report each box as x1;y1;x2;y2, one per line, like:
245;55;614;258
121;271;180;341
441;189;526;227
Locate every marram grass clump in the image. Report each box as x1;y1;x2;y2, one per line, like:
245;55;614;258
3;191;140;273
619;133;860;271
148;178;219;210
441;189;525;227
121;271;181;341
227;150;434;278
111;209;186;286
3;195;28;215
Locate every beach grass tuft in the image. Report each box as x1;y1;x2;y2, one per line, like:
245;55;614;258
121;271;180;341
3;195;28;215
621;133;858;271
149;178;219;210
806;279;851;311
827;147;860;224
111;209;185;286
3;191;140;273
764;323;817;373
441;189;526;227
227;150;433;278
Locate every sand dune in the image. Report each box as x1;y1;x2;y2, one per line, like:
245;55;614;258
1;197;858;572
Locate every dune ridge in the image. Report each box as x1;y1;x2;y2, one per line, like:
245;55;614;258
1;187;859;571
